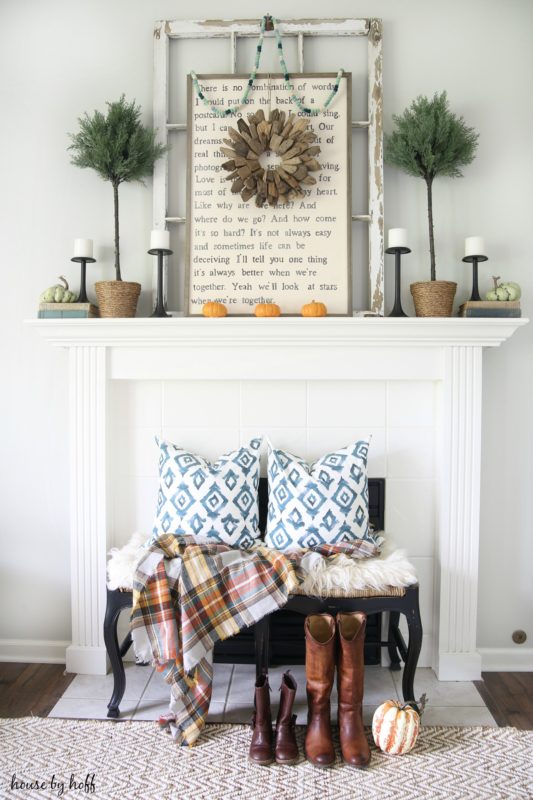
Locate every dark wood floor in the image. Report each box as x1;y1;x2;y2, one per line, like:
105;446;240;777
0;663;532;728
474;672;533;730
0;663;75;718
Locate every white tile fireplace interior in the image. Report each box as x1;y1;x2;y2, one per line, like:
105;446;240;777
110;377;436;668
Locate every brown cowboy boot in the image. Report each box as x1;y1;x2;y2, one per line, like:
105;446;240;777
274;671;299;765
249;673;274;765
337;611;371;768
304;614;336;768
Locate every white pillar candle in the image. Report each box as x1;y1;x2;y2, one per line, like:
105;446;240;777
150;229;170;250
388;228;408;249
465;236;485;257
74;238;93;258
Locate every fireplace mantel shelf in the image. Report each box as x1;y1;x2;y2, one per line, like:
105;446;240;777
28;316;527;349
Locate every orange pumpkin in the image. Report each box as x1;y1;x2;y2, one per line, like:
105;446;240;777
254;303;281;317
372;700;420;755
301;300;327;317
202;301;228;318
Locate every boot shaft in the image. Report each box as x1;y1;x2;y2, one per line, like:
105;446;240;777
304;613;336;699
253;672;272;728
275;672;299;765
337;612;366;707
276;671;297;726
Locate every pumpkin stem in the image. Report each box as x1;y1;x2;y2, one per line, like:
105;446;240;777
58;276;69;291
491;276;501;291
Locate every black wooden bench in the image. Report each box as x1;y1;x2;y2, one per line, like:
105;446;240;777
104;477;423;717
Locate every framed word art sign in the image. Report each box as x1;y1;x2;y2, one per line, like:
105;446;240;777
186;73;352;315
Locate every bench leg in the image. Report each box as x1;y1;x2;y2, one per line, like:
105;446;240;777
402;599;423;709
387;611;402;671
254;615;270;680
104;592;130;718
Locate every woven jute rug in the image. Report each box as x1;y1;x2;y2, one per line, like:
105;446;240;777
1;719;531;800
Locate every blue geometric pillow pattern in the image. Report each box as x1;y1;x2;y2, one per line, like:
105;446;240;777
265;439;379;553
151;438;262;549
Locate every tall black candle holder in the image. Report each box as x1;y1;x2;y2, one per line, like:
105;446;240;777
148;247;172;318
462;253;488;301
385;246;411;317
71;256;96;303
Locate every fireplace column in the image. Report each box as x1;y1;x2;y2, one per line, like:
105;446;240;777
67;345;108;674
436;345;483;680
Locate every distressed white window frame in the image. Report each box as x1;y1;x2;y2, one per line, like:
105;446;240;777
153;17;383;313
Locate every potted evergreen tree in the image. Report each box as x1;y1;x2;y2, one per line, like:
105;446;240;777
385;92;479;316
69;96;167;317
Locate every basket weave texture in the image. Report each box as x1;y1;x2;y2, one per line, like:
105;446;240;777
95;281;141;318
410;280;457;317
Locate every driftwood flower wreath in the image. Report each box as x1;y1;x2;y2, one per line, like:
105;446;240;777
220;110;320;207
190;15;343;208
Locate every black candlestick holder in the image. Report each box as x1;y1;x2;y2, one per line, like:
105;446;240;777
71;256;96;304
148;248;173;317
385;246;411;317
462;254;488;301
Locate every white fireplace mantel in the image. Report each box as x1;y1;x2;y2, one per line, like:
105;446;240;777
29;317;527;678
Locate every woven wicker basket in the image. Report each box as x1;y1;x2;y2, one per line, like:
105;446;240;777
410;280;457;317
95;281;141;318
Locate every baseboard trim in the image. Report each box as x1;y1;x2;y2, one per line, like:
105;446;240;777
0;639;69;664
435;651;482;681
479;647;533;672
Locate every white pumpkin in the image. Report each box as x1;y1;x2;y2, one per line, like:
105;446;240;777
372;700;420;755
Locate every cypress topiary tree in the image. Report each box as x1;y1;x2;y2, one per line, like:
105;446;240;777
68;95;167;281
385;92;479;281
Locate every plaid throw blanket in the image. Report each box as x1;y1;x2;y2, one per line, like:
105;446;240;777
131;534;381;746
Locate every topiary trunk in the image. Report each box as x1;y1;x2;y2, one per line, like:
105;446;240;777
426;177;436;282
113;181;122;281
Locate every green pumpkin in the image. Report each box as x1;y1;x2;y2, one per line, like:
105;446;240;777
485;276;522;302
500;281;521;301
40;276;78;303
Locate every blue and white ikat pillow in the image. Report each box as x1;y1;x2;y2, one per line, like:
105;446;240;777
151;438;262;548
265;439;377;552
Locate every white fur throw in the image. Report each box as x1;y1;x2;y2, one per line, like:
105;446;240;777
106;532;147;591
107;533;417;594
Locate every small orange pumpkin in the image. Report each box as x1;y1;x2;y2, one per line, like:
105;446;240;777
254;303;281;317
372;700;421;755
301;300;327;317
202;301;228;318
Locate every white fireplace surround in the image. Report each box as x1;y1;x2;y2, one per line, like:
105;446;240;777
30;316;526;680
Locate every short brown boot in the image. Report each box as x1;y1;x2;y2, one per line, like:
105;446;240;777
304;614;336;768
337;612;371;768
274;671;299;765
249;673;274;765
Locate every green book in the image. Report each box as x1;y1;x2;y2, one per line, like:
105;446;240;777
38;302;99;319
459;301;521;318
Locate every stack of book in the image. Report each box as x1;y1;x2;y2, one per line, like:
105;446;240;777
459;300;521;318
38;302;99;319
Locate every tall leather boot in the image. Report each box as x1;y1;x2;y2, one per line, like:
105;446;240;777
249;673;274;765
337;611;371;768
274;671;299;765
304;614;336;768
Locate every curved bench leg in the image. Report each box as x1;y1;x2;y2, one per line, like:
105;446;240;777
254;615;270;680
387;611;402;671
104;590;129;718
402;593;423;709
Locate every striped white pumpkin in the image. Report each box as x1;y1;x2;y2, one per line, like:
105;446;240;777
372;700;420;755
